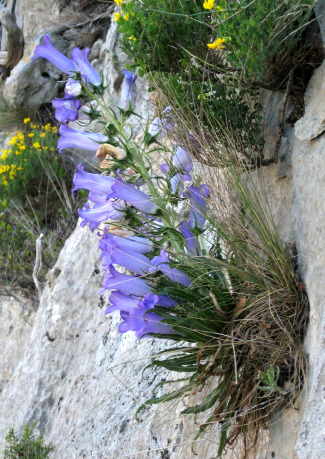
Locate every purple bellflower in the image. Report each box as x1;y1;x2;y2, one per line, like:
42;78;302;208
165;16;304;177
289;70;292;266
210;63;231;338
179;220;201;255
33;34;76;75
65;79;82;97
170;172;191;196
78;199;125;227
59;125;108;153
71;47;101;87
34;35;101;86
99;239;152;275
120;69;137;109
72;163;115;194
150;250;191;286
138;293;176;309
79;202;100;231
172;146;193;173
106;177;157;214
119;308;174;338
99;231;153;255
185;184;210;229
160;164;191;197
101;265;151;296
52;95;82;123
148;106;174;139
105;292;140;314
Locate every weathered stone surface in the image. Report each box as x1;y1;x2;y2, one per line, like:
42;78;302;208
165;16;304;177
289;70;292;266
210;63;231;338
295;60;325;141
0;295;36;395
20;0;60;43
292;137;325;459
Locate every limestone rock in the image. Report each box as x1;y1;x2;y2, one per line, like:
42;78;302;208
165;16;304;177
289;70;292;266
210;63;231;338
0;295;36;395
295;60;325;141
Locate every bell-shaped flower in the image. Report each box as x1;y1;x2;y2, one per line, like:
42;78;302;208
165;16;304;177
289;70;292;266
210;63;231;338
79;202;100;232
71;47;101;87
150;250;191;286
65;79;82;97
179;220;201;255
101;265;151;296
105;292;140;314
170;172;191;196
33;34;76;75
59;125;108;153
72;163;115;194
52;95;82;123
185;184;210;229
78;199;125;227
100;239;152;274
160;164;191;197
172;146;193;173
106;177;157;214
138;293;176;309
119;308;174;338
120;69;137;109
99;231;153;255
148;106;174;139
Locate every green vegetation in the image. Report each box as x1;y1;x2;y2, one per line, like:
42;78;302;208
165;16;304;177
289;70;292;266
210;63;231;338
3;422;54;459
0;120;83;292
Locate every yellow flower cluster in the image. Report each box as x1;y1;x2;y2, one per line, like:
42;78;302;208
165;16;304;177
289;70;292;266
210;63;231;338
203;0;214;9
207;38;226;50
114;0;123;6
0;119;58;188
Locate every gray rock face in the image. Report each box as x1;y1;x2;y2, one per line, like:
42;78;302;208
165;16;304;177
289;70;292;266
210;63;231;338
0;295;35;395
295;60;325;141
291;62;325;459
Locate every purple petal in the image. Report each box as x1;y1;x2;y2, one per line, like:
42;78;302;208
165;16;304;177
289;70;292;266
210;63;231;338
179;220;201;255
150;250;191;286
52;96;82;123
102;266;151;296
78;200;125;224
73;163;115;194
105;292;139;314
71;47;101;86
106;178;157;214
120;69;137;109
33;34;76;75
59;125;108;152
172;146;193;173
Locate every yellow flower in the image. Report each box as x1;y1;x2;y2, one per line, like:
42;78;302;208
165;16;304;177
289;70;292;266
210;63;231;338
203;0;214;10
43;146;48;150
8;137;18;146
19;145;26;151
114;0;123;5
52;127;58;133
32;124;39;129
113;12;120;21
50;148;55;152
45;124;51;132
3;179;8;186
17;167;23;171
33;142;41;149
216;6;224;11
207;38;226;50
28;133;34;138
24;118;31;124
40;132;46;138
129;35;136;41
123;13;129;21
